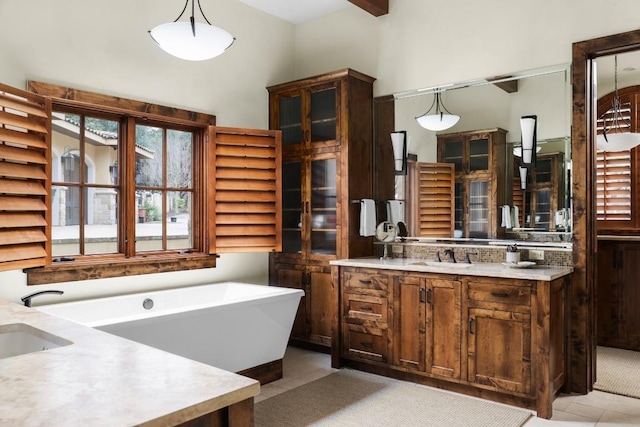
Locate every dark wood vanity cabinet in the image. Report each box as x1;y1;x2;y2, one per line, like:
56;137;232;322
268;69;377;350
437;128;508;238
332;265;568;419
597;239;640;351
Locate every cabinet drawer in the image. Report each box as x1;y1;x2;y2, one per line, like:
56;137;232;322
344;293;388;324
343;324;388;362
343;268;388;295
467;281;531;307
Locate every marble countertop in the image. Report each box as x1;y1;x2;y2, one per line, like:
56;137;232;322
330;257;573;281
0;299;259;426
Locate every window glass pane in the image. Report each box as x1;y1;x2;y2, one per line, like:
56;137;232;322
136;125;163;187
52;112;82;184
167;191;192;250
84;117;119;185
51;185;80;257
167;130;192;188
136;190;164;252
85;188;118;255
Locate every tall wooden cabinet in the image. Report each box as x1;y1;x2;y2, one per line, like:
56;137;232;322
437;128;507;238
268;69;377;350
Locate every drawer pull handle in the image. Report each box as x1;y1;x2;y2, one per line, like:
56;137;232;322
468;318;474;334
490;291;510;298
359;279;372;284
360;341;373;348
358;305;373;311
419;287;425;303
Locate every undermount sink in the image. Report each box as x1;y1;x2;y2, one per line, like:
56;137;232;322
0;323;72;360
410;261;472;268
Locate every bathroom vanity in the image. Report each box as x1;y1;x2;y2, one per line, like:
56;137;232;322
330;257;572;419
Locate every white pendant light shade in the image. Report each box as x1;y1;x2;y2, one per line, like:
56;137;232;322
520;115;537;165
150;22;233;61
416;113;460;131
416;91;460;131
390;131;407;175
513;146;541;157
596;132;640;151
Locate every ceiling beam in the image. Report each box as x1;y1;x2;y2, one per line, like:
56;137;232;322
348;0;388;17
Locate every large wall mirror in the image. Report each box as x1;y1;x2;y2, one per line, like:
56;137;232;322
390;64;572;241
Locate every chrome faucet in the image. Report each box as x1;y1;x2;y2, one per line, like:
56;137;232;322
20;290;64;307
464;251;478;264
443;248;456;263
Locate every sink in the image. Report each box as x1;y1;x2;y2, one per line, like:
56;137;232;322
410;261;472;269
0;323;72;360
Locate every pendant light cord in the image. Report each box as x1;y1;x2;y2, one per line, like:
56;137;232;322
171;0;213;36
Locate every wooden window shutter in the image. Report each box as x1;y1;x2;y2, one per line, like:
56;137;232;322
596;149;633;222
0;83;51;271
416;162;455;237
209;127;282;253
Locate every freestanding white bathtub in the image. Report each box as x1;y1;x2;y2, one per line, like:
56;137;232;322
37;282;304;374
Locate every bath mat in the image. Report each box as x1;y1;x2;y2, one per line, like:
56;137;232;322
595;346;640;399
255;368;531;427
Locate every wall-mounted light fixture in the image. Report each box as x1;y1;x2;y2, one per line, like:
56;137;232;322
390;131;407;175
415;91;460;131
520;115;537;166
149;0;234;61
519;166;528;190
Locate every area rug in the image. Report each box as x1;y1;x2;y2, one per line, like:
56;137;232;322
255;369;532;427
595;346;640;399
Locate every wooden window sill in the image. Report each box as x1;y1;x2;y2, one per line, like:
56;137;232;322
25;253;218;285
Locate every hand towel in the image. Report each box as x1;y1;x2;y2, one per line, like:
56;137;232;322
513;206;520;228
386;200;405;225
501;205;512;229
360;199;376;237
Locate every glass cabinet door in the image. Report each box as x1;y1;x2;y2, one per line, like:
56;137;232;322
282;161;302;253
278;95;303;147
310;88;337;143
442;140;464;173
468;137;489;171
468;180;489;238
309;157;337;255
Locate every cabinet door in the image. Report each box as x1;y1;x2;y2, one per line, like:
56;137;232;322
467;307;531;394
393;275;426;371
308;266;333;346
281;160;303;254
309;86;338;145
276;90;304;148
309;156;337;257
466;178;490;238
426;279;461;379
620;244;640;349
275;265;308;340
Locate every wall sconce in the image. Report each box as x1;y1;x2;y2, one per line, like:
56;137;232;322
520;115;537;166
390;131;407;175
61;150;76;172
519;166;528;190
415;91;460;131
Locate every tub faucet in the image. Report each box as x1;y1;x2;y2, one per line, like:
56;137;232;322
443;248;456;263
20;290;64;307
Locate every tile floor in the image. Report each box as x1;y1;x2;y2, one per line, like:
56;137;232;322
257;347;640;426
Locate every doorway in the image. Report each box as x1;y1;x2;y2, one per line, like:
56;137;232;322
572;29;640;396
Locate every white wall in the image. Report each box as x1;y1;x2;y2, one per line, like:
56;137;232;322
0;0;295;304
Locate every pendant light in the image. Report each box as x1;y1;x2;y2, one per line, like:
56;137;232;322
520;115;537;166
149;0;234;61
415;90;460;131
597;55;640;151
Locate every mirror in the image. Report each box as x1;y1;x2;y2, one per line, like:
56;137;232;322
391;64;572;239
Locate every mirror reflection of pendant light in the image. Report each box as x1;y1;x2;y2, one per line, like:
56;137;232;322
149;0;234;61
415;91;460;131
390;131;407;175
520;115;537;166
519;166;528;190
597;55;640;151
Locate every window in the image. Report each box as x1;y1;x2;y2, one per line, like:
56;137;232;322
596;149;634;224
18;81;281;285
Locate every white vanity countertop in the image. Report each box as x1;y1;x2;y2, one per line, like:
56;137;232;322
0;299;259;426
330;257;573;281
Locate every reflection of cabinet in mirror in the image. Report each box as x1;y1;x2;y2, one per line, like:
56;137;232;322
268;69;376;350
512;153;564;230
437;128;507;238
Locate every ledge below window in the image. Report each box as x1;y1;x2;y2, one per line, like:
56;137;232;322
25;253;218;285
